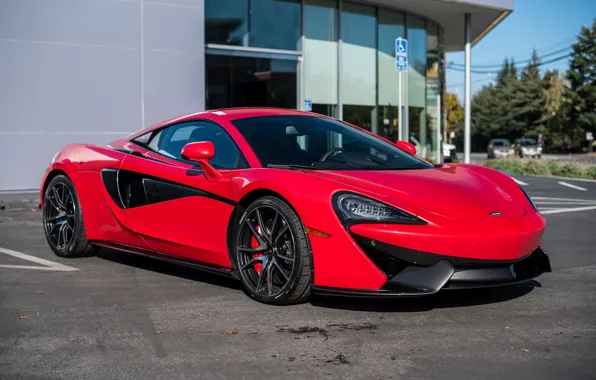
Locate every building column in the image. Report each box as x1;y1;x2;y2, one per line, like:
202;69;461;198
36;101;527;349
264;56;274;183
463;12;472;164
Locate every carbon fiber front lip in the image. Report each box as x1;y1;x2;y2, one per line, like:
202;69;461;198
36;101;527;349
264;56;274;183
311;247;551;298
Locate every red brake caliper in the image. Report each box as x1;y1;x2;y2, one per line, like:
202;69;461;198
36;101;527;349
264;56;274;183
252;225;264;274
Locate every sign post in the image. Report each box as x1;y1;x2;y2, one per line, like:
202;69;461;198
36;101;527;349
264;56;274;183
395;37;408;141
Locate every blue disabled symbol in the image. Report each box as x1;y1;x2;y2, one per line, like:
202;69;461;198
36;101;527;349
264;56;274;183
397;41;406;53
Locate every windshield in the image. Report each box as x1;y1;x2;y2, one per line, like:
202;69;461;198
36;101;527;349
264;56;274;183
231;115;434;170
520;139;537;146
492;139;509;147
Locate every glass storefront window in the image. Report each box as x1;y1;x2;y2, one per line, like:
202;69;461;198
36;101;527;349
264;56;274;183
204;1;446;161
250;0;301;51
206;54;297;110
304;0;338;117
426;22;440;162
407;14;427;157
377;9;405;141
341;2;377;131
205;0;249;46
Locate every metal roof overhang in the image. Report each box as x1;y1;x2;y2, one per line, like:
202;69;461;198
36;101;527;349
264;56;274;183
360;0;514;52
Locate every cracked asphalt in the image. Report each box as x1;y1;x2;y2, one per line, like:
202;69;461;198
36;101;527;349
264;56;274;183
1;176;595;380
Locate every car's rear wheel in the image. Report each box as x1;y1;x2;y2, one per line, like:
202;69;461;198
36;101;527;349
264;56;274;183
43;174;95;258
233;196;312;305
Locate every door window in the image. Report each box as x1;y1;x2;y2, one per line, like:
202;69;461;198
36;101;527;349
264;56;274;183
147;121;244;169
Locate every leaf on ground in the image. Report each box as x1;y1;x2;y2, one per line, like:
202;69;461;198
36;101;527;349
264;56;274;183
36;290;44;294
521;348;530;352
155;330;163;334
505;326;510;329
223;330;237;335
20;315;31;320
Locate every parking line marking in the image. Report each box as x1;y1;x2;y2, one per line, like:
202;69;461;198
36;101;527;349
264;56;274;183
532;197;596;202
534;201;596;205
0;247;78;271
558;181;588;191
0;265;64;271
512;177;528;186
540;205;596;215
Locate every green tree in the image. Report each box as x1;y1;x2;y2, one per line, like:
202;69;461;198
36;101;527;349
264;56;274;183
515;48;546;139
496;58;510;87
566;18;596;138
541;70;569;150
445;92;464;133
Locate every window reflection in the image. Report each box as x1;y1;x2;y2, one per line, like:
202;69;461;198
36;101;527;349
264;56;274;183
341;2;377;132
426;22;440;162
378;9;405;141
205;0;248;46
304;0;338;115
206;54;297;110
250;0;301;50
407;14;427;157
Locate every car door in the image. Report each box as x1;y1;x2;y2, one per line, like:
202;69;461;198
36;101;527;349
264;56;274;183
118;120;247;267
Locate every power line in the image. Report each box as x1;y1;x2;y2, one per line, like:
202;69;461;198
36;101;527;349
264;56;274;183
447;76;493;88
448;45;572;69
447;49;571;74
447;33;580;69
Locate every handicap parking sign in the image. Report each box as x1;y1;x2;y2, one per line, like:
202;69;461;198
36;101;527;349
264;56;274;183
395;38;408;72
304;99;312;112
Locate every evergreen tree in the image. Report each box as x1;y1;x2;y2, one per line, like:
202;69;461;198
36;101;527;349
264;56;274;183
509;58;518;79
541;70;568;151
496;58;510;87
566;18;596;138
516;47;546;138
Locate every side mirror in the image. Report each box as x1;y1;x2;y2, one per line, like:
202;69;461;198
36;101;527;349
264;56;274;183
181;141;221;181
395;140;417;155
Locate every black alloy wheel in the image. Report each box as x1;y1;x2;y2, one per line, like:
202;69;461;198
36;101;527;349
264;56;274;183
43;174;95;258
234;196;312;305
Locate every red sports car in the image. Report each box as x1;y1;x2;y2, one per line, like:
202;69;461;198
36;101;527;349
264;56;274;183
40;108;551;305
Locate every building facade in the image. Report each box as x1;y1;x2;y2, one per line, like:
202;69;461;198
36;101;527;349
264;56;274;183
0;0;512;192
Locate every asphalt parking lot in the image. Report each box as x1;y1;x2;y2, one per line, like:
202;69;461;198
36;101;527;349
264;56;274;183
1;175;596;380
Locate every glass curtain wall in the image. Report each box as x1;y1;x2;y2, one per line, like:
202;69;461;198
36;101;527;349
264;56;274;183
377;9;405;141
341;2;377;132
304;0;338;117
205;0;446;161
205;0;301;50
426;22;440;162
407;14;427;157
205;0;249;46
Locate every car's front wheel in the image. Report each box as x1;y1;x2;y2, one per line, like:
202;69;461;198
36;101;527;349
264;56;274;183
43;174;95;258
233;196;312;305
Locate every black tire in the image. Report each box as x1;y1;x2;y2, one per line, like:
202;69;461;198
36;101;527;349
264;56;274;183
42;174;95;258
232;196;312;305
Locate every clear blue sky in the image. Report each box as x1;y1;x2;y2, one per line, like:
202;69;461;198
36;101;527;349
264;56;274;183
446;0;596;99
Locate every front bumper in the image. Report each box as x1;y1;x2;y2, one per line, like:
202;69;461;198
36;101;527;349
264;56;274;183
311;236;551;298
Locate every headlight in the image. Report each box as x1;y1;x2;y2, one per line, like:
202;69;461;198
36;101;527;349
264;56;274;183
519;186;537;211
332;192;426;225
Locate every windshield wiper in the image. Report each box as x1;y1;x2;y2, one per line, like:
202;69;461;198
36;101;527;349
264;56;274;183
266;164;318;170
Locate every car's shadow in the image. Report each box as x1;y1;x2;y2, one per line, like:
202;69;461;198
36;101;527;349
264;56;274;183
310;281;540;312
95;248;242;291
95;248;539;311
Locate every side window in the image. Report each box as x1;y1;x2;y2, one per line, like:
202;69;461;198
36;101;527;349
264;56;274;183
146;121;242;169
132;131;152;147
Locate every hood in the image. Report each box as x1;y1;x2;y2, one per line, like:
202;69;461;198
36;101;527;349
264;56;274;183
309;165;526;221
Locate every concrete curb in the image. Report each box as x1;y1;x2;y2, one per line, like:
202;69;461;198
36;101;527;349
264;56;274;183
0;197;42;212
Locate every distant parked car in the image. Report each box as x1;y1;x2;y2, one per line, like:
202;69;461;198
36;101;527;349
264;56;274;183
487;138;514;159
514;138;542;159
443;142;457;162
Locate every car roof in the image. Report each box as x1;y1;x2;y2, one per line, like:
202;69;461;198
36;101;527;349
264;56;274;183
127;107;329;140
203;107;317;120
